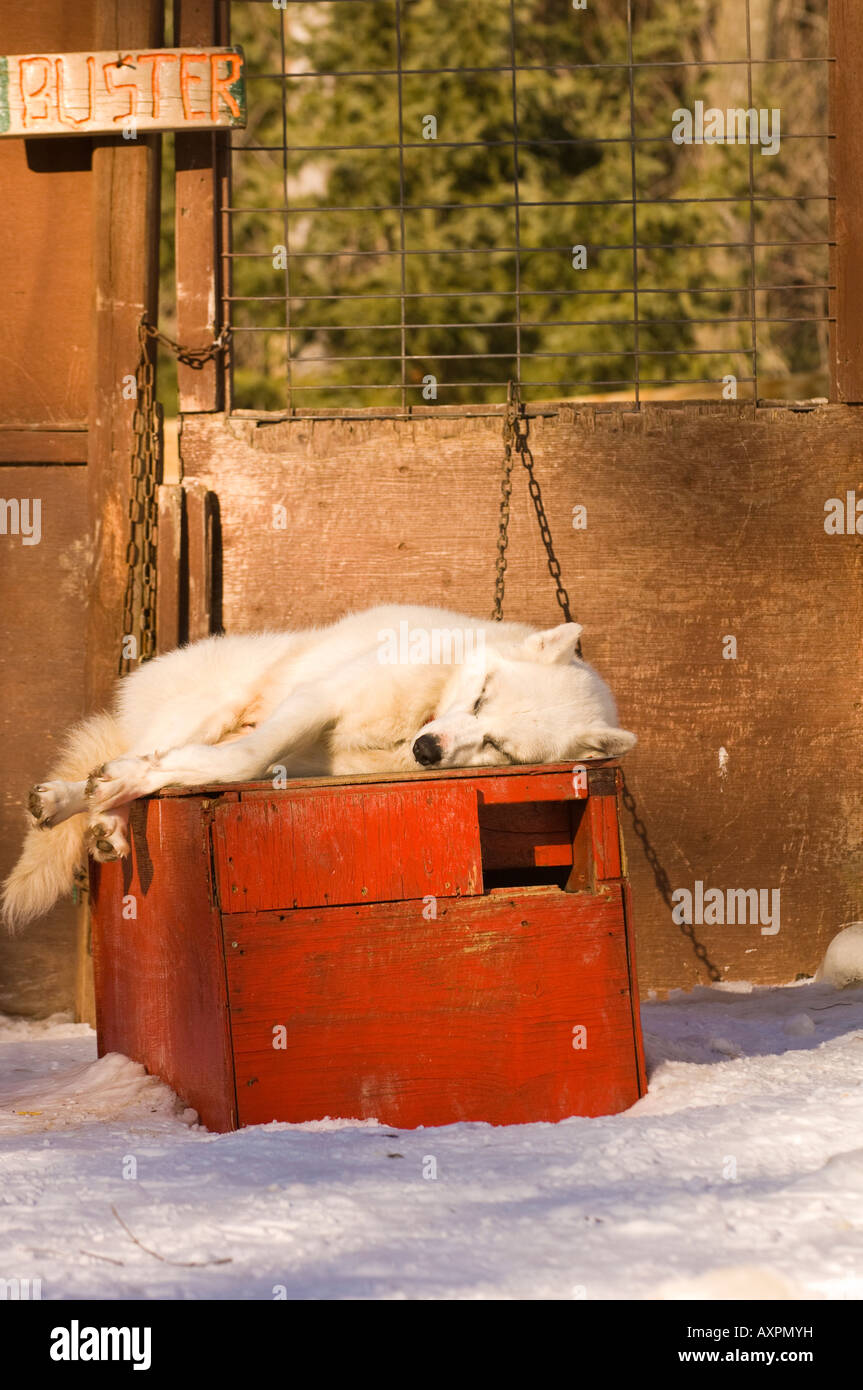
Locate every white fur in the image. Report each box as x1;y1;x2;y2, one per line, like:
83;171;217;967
2;604;635;929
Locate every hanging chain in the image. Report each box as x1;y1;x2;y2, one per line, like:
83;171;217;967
491;383;718;982
520;431;574;628
492;382;519;622
492;381;577;652
118;316;230;677
620;778;723;983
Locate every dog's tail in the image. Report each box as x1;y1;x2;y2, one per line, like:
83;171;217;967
2;711;125;932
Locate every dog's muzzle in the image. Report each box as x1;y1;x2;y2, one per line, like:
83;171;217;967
412;733;443;766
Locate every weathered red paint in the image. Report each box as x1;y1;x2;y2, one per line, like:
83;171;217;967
90;796;237;1131
213;783;483;914
90;759;646;1131
227;888;637;1129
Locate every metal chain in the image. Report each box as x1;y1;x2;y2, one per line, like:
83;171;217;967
621;778;722;983
518;429;575;630
492;382;519;622
492;381;577;653
491;386;714;979
118;316;229;677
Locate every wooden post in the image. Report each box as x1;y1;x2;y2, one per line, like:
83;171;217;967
156;483;183;651
174;0;230;415
80;0;162;1023
85;0;163;710
184;479;216;641
829;1;863;402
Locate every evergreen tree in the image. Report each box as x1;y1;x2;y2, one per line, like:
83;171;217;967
227;0;829;409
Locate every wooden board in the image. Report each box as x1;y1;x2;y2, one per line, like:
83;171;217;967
830;1;863;402
225;887;641;1130
179;403;863;994
90;796;237;1132
0;47;245;137
213;783;483;914
85;0;162;710
0;464;89;1016
174;0;231;413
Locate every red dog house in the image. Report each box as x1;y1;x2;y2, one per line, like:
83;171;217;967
90;760;646;1131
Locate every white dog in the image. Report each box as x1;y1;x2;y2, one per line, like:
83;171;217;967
2;604;635;928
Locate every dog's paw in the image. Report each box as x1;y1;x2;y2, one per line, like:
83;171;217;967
86;755;160;811
28;782;69;829
86;816;131;863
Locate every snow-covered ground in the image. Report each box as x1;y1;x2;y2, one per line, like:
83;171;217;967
1;980;862;1301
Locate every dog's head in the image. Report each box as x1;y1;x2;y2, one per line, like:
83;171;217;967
410;622;636;769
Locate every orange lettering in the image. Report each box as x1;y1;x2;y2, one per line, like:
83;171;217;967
136;52;177;118
103;56;140;122
210;53;242;121
19;56;52;127
56;55;95;128
179;53;207;121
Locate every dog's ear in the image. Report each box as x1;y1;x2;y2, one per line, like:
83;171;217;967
520;622;583;665
576;728;637;758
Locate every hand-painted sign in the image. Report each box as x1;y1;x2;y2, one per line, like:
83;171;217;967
0;47;246;137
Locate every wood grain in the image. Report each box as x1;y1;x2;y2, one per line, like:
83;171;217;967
174;0;230;413
830;2;863;402
90;795;236;1132
85;0;162;710
213;783;483;914
225;887;642;1130
90;772;643;1130
179;403;863;993
0;48;245;138
0;464;88;1016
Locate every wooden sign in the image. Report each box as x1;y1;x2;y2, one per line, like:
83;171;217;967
0;47;246;137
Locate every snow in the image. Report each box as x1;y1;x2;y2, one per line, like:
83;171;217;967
816;921;863;989
1;979;863;1301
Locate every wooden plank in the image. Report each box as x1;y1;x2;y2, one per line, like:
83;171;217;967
0;464;89;1016
156;482;182;651
178;403;863;993
90;796;237;1132
224;887;641;1130
0;110;93;429
74;886;96;1027
174;0;229;412
829;1;863;401
159;761;600;799
621;876;648;1096
85;0;162;710
0;427;88;464
0;0;99;1019
585;792;624;883
184;477;215;640
213;784;483;914
0;47;245;137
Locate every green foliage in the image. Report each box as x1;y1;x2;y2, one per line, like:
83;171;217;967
221;0;829;409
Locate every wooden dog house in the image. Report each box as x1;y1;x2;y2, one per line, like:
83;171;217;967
90;759;646;1131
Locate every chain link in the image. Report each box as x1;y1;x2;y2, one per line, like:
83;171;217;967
492;381;578;653
519;426;576;635
492;383;519;622
118;316;229;677
490;385;715;981
621;778;722;983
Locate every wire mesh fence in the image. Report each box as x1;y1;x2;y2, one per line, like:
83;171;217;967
225;0;833;413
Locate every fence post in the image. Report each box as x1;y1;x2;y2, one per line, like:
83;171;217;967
829;0;863;402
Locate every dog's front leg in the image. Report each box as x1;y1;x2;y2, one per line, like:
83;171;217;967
87;685;331;814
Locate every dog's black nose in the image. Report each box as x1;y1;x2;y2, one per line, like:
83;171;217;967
412;734;442;766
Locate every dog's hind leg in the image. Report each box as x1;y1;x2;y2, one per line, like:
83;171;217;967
86;683;332;814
